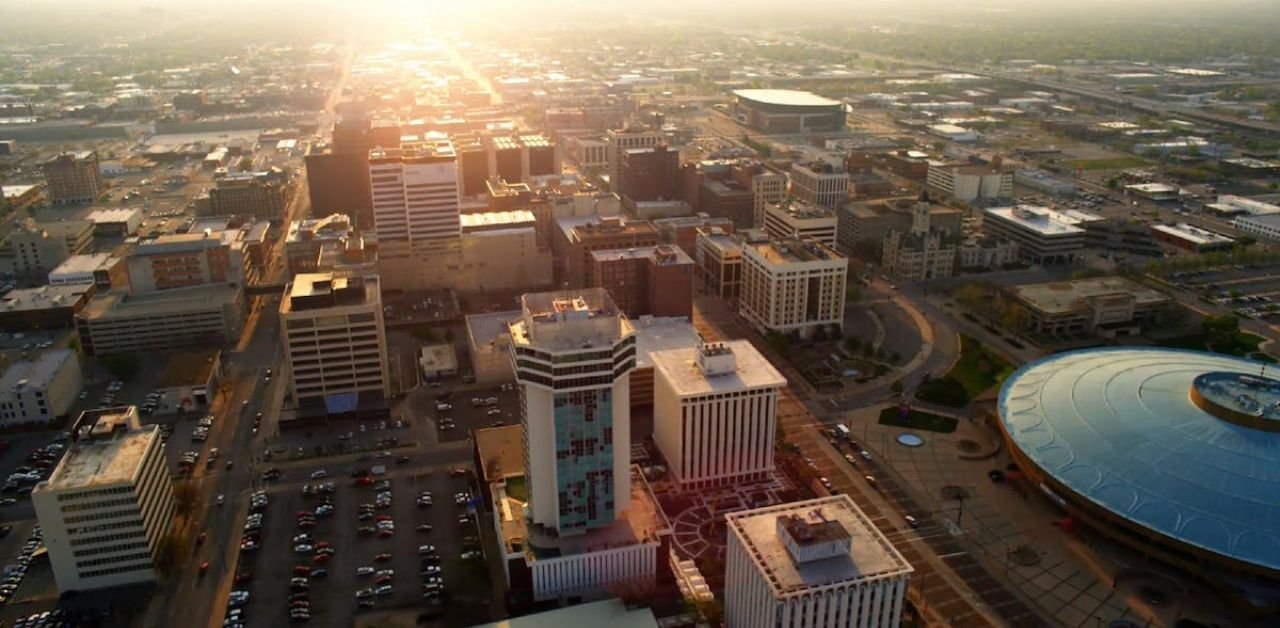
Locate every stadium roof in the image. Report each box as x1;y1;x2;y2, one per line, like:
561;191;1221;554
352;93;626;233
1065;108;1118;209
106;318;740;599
999;347;1280;574
734;89;841;108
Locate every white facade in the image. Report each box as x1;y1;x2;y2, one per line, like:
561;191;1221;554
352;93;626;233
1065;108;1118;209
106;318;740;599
740;238;848;339
763;200;838;248
1233;214;1280;242
509;289;636;535
0;349;83;426
926;164;1012;202
530;540;660;602
48;254;113;286
33;408;176;592
752;169;788;229
981;206;1092;264
368;143;461;243
652;341;784;488
789;162;847;210
281;273;390;406
725;496;913;628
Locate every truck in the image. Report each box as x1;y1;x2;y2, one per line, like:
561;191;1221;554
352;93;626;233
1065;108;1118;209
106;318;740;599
835;424;851;440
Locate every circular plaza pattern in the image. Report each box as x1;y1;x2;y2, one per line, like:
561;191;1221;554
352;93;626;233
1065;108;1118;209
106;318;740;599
998;347;1280;578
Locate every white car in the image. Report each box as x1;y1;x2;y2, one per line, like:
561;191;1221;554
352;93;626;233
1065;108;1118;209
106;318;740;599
356;566;375;576
310;470;328;479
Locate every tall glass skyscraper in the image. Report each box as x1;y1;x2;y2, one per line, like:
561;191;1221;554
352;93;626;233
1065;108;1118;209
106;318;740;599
508;289;636;535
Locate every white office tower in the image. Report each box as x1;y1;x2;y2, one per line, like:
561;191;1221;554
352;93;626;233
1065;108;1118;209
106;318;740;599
725;496;913;628
33;407;176;592
508;288;637;535
651;339;785;488
740;236;848;339
368;141;461;243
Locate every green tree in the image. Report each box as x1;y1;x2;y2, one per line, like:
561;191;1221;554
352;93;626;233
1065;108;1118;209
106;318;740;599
172;481;199;517
101;354;139;382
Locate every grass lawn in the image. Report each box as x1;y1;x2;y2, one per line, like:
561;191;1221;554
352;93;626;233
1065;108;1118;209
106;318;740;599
878;407;958;433
1067;156;1150;170
504;476;527;502
946;334;1016;396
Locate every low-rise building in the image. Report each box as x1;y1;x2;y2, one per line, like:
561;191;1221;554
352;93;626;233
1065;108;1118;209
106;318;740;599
763;199;838;248
694;227;746;301
42;151;102;204
1205;195;1280;218
1151;223;1234;253
881;192;957;281
837;197;962;255
1007;276;1172;338
740;236;848;339
0;184;43;210
75;285;245;357
957;237;1019;269
725;496;913;628
1014;169;1076;196
1234;213;1280;242
465;310;519;385
47;253;126;290
1;218;93;276
207;169;293;219
419;343;458;380
652;340;785;489
981;206;1095;264
1124;183;1180;202
85;208;143;237
0;349;82;426
0;285;90;331
33;407;176;592
789;161;847;210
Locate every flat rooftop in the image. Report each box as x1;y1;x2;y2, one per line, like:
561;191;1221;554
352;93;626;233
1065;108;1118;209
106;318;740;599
42;408;157;490
49;253;113;276
460;210;536;231
1012;276;1170;315
474;425;524;484
767;199;835;221
509;288;633;353
86;208;141;223
1152;223;1234;246
697;228;741;256
631;316;701;370
82;284;241;320
470;598;657;628
0;349;76;393
286;214;354;243
589;244;694;266
650;340;785;396
745;237;845;265
983;205;1094;236
0;285;87;312
466;310;519;352
727;495;912;596
284;273;378;312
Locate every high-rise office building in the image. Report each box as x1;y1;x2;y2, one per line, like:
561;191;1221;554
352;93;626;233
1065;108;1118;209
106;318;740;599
725;496;913;628
606;126;665;193
33;407;176;592
368;141;461;243
280;273;390;420
652;340;785;488
618;145;680;203
763;199;839;248
508;288;637;535
305;117;402;230
789;161;847;210
42;151;102;205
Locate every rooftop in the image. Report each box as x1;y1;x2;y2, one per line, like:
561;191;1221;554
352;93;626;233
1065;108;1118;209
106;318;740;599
590;244;694;266
49;253;114;277
1011;276;1170;314
0;349;76;393
746;237;845;266
460;210;537;231
469;598;657;628
767;199;836;222
999;348;1280;575
631;316;701;370
286;214;354;243
696;227;741;256
284;273;378;312
984;205;1097;236
85;208;141;223
419;342;458;374
509;288;633;353
726;496;913;596
734;89;842;108
466;310;520;354
40;407;157;490
81;284;241;320
521;466;670;561
650;340;785;397
0;285;87;312
1152;223;1234;246
474;424;524;484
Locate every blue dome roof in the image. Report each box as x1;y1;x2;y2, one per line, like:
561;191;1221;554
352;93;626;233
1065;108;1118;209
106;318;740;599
999;347;1280;574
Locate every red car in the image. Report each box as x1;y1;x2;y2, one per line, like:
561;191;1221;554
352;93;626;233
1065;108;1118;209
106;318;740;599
375;515;392;522
199;562;209;576
354;476;372;487
196;532;207;546
312;553;331;564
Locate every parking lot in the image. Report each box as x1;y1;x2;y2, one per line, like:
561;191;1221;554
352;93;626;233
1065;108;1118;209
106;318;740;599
232;464;486;627
423;384;521;445
1169;264;1280;321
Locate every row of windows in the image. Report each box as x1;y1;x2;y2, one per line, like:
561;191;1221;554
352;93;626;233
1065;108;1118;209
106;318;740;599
76;550;152;569
64;506;141;524
67;518;145;536
61;496;138;513
71;529;145;547
74;539;149;558
79;561;153;580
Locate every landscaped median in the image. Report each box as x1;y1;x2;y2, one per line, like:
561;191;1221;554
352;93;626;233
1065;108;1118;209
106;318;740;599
915;334;1014;408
